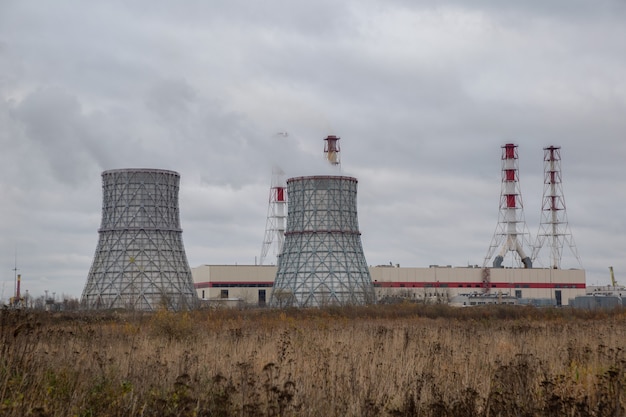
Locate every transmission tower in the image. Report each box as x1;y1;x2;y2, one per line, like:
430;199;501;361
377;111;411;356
531;146;582;269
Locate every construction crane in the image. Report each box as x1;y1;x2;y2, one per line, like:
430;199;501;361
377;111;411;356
609;266;618;287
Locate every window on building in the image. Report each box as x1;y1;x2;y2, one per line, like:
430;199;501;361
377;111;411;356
220;290;229;299
258;290;266;307
202;290;205;299
515;290;522;299
555;290;562;307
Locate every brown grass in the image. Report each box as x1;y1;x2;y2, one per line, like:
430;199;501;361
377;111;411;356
1;305;626;416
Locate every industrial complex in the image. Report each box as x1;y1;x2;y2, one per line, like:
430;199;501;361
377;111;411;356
70;137;589;311
190;139;587;308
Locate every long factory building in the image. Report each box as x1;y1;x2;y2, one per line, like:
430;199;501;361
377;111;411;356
192;265;586;307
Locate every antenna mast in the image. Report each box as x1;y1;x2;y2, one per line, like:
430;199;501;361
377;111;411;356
531;146;582;269
13;247;18;300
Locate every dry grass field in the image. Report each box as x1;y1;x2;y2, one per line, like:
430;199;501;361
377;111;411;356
1;305;626;417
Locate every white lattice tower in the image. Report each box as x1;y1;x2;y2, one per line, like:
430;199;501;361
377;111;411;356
531;146;582;269
484;143;534;269
259;164;287;266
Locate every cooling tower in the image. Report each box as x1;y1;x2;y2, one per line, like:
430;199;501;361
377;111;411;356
270;175;375;307
81;169;198;311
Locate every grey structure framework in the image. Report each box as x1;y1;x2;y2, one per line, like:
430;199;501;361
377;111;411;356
81;169;197;311
270;175;375;307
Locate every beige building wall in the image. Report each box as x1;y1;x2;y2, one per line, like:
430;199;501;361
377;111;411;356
192;265;586;306
194;265;277;306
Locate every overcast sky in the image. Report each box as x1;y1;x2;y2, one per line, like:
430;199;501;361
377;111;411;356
1;1;625;301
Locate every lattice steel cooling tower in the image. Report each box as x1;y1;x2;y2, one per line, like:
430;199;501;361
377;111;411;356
81;169;198;311
270;175;375;307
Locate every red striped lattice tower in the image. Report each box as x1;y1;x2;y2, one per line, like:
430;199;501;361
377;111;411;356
531;146;582;269
259;133;288;265
484;143;533;269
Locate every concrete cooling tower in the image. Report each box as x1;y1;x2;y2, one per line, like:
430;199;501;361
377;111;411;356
81;169;197;311
270;175;375;307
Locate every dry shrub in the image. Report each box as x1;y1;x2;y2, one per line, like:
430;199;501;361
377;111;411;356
149;309;195;341
1;306;626;416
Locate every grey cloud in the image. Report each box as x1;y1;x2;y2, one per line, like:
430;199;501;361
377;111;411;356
0;0;625;298
145;78;196;120
13;88;95;185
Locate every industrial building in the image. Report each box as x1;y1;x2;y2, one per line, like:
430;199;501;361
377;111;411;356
192;264;585;306
570;267;624;309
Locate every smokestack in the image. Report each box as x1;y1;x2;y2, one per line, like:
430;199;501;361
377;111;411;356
16;274;20;300
531;146;582;269
484;144;533;269
324;135;341;167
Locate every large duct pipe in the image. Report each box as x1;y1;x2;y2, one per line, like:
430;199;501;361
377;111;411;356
493;240;533;268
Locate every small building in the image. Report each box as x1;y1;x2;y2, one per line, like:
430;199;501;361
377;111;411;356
570;285;626;309
193;265;276;307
